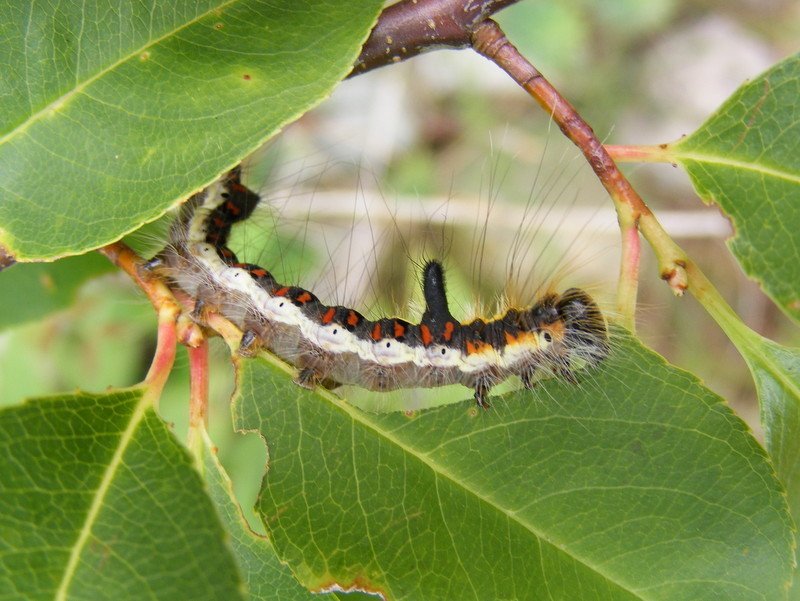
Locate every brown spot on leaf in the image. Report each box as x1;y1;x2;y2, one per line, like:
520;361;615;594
39;273;55;292
313;576;387;600
0;245;17;271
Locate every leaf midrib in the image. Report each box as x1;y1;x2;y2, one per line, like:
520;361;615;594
0;0;240;147
673;149;800;185
54;389;150;601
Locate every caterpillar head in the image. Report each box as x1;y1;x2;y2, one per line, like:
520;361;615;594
554;288;609;366
517;289;609;371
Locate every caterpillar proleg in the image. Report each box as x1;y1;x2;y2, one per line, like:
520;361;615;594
152;167;610;409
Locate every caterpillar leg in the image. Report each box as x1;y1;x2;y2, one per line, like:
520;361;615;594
520;369;536;390
473;377;493;410
557;366;578;385
238;329;261;357
142;256;163;271
191;297;206;320
295;367;321;389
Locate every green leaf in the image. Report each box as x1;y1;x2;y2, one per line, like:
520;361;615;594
0;254;115;330
0;389;242;600
747;340;800;516
0;0;383;262
200;426;324;600
723;328;800;597
668;53;800;323
232;332;793;600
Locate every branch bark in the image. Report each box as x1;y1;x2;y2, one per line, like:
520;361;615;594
352;0;519;75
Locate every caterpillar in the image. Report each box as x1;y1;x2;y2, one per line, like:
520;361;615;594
150;167;610;409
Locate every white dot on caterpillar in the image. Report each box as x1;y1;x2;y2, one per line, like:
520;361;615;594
315;323;357;351
425;345;460;368
263;295;300;325
536;331;553;349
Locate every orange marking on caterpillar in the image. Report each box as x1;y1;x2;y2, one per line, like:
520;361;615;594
347;311;360;327
514;331;536;346
251;267;269;278
443;321;455;341
419;324;433;346
274;287;289;297
225;200;241;215
547;321;566;338
322;307;336;324
296;291;312;304
504;331;517;345
393;321;406;338
371;323;382;341
466;340;490;355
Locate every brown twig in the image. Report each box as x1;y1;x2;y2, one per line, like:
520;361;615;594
470;22;649;217
352;0;519;75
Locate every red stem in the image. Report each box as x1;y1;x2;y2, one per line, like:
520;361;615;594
188;341;210;432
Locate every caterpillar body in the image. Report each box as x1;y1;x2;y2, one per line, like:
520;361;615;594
152;168;610;408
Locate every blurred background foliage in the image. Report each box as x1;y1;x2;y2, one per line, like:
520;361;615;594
1;0;799;528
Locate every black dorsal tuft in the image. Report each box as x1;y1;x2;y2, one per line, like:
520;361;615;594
420;260;456;331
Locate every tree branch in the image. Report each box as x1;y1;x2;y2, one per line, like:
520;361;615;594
351;0;520;75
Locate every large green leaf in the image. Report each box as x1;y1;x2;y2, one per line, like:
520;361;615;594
668;53;800;323
0;389;242;600
232;332;793;600
0;0;382;262
0;254;115;330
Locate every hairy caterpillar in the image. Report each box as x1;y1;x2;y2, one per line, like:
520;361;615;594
151;167;609;409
